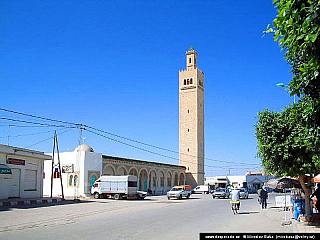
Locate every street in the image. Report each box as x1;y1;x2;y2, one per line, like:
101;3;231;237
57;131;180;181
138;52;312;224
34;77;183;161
0;193;294;240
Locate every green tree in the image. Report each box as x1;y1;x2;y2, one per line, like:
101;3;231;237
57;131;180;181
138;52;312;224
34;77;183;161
257;0;320;219
255;103;320;218
267;0;320;99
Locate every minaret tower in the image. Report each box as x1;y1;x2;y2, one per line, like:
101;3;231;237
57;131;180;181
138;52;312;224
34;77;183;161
179;47;205;187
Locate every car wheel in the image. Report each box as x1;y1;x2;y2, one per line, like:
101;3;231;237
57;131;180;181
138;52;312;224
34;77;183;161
114;194;120;200
167;196;170;200
212;196;215;198
94;192;100;199
179;194;182;199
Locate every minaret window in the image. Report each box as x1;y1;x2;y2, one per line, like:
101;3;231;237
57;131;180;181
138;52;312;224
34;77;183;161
184;79;186;85
187;79;190;84
189;58;192;63
190;78;193;84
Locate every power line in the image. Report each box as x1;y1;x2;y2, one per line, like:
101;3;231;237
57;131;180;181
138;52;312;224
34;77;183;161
0;117;77;128
0;107;261;167
0;107;78;126
25;128;72;149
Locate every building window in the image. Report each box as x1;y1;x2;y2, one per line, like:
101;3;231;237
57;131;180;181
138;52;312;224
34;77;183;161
187;109;190;113
74;175;79;186
69;175;73;186
68;173;79;187
190;78;193;84
184;79;186;85
187;148;189;152
187;79;190;85
189;58;192;63
187;129;190;132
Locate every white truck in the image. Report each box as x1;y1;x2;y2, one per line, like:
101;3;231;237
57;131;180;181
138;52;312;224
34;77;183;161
167;185;192;199
91;175;147;200
192;185;210;194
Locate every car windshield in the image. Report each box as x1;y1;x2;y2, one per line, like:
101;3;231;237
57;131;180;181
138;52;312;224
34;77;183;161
216;188;225;192
171;188;182;191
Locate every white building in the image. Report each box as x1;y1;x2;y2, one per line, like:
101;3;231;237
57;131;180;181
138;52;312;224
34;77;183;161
43;144;102;198
205;171;276;193
43;144;187;198
0;144;51;199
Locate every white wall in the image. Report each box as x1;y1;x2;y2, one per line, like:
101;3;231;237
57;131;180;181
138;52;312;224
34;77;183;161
43;150;102;198
0;145;49;199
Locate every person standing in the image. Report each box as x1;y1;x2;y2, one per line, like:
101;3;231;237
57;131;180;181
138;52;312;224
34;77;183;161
261;186;268;209
311;183;320;211
257;187;262;204
231;186;241;210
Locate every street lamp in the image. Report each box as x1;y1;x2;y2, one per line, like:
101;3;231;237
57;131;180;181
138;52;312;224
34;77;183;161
276;83;296;103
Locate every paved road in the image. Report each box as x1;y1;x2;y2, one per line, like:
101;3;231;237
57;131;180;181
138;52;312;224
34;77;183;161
0;193;294;240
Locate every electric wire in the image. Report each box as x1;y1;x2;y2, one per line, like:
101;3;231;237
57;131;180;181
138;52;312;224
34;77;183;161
25;128;72;149
0;107;260;167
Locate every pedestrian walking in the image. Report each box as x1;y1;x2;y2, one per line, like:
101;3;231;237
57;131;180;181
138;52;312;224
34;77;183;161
261;185;268;209
257;187;262;204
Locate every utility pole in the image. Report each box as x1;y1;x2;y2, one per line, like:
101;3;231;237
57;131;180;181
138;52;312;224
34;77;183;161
51;131;64;199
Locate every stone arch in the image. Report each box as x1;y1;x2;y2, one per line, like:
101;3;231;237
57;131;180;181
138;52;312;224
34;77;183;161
116;166;127;175
167;171;172;189
128;167;138;177
174;172;179;186
138;169;148;192
179;172;185;185
159;170;165;188
158;170;165;194
149;170;157;193
103;164;115;176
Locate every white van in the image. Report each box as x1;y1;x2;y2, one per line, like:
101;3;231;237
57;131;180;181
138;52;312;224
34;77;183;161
192;185;209;194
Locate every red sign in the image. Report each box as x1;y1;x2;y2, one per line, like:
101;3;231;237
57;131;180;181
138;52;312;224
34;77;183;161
7;158;25;165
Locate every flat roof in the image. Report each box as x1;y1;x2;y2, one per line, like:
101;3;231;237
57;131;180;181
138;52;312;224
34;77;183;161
102;155;185;169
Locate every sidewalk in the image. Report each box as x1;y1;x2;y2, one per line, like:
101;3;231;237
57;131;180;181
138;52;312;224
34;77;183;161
0;195;88;207
293;212;320;233
0;197;66;207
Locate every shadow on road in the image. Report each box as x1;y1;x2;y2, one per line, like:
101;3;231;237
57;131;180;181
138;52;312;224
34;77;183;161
0;199;92;212
237;211;260;215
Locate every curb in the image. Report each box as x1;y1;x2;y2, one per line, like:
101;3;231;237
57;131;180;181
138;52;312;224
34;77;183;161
0;198;64;207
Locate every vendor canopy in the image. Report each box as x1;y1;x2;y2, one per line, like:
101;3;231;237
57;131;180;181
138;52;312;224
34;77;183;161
264;177;301;189
312;174;320;183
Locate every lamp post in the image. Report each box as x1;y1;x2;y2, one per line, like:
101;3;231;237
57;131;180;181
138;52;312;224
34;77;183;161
276;83;296;104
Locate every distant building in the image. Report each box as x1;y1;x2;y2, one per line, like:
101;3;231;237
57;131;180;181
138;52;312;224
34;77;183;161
205;171;276;193
0;144;51;199
43;145;186;198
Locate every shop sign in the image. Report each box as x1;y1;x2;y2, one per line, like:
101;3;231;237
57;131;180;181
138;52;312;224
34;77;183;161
7;158;25;166
62;164;74;173
0;168;12;174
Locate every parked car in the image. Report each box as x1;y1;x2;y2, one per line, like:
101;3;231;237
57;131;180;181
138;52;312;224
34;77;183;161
212;188;230;198
192;185;210;194
239;188;249;199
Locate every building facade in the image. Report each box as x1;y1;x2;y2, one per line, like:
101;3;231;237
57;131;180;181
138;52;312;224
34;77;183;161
179;47;205;187
0;144;51;199
204;171;276;193
43;145;186;198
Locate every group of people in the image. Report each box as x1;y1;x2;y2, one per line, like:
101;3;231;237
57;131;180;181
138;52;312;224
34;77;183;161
229;185;269;210
230;183;320;213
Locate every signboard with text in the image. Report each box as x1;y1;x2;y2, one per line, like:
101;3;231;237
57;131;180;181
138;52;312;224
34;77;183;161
7;158;25;165
62;164;74;173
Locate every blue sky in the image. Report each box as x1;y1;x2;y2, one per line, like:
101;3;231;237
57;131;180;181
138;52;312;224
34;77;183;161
0;0;293;176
